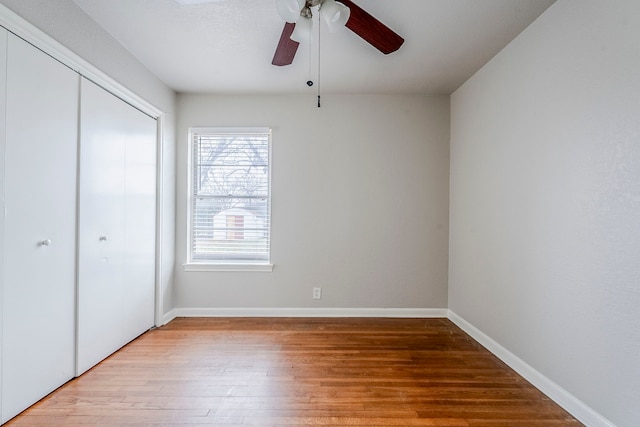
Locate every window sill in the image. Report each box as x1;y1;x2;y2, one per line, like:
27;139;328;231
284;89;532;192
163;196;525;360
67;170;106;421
182;262;273;272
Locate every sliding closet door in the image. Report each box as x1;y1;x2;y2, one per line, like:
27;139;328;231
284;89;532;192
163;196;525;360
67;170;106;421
122;95;157;342
0;26;7;425
77;78;156;375
1;34;78;423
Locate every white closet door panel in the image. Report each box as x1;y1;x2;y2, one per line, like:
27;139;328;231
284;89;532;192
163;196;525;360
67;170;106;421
1;35;78;423
77;79;156;375
77;79;126;375
122;106;157;343
0;26;7;425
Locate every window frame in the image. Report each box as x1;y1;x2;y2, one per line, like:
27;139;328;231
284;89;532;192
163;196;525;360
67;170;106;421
183;126;273;272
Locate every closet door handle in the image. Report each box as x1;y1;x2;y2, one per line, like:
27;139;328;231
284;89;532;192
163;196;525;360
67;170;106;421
39;239;52;246
99;235;108;242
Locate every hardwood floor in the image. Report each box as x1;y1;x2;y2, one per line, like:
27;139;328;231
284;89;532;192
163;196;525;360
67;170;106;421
5;318;582;426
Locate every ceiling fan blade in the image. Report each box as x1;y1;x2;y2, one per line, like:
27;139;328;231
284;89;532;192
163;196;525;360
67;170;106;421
339;0;404;54
272;22;300;66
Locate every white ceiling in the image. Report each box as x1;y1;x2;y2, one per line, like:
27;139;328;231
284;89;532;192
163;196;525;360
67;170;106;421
71;0;555;95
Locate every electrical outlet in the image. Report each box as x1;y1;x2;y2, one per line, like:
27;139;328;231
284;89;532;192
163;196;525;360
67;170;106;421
312;287;322;300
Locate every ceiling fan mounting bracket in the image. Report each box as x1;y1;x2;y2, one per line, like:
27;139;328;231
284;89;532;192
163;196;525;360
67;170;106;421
301;1;327;19
300;6;312;19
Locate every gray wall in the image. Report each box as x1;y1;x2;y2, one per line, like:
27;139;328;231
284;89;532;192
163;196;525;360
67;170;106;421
449;1;640;425
175;94;450;310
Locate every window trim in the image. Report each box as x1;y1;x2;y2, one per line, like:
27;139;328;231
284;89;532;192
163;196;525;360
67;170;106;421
183;262;273;272
184;126;273;272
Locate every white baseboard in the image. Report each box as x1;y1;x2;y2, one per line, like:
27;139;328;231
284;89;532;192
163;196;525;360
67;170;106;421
165;307;447;321
447;310;615;427
159;308;179;326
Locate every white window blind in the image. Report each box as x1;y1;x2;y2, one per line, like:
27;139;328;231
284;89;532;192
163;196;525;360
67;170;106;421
189;127;271;264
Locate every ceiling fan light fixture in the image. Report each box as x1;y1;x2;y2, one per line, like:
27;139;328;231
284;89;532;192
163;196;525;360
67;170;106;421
290;16;313;43
320;0;350;32
276;0;306;23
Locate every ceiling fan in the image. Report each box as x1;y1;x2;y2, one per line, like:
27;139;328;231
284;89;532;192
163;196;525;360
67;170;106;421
272;0;404;66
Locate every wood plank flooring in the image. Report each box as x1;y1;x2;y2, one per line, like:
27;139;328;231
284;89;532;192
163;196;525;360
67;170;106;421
5;318;583;426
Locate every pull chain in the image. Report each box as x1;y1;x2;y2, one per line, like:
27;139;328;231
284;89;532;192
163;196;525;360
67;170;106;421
317;8;321;108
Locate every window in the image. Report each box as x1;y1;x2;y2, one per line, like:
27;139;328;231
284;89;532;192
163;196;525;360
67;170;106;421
186;127;271;270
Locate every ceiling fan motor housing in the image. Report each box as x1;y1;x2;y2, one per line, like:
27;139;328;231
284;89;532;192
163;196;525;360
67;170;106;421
272;0;404;66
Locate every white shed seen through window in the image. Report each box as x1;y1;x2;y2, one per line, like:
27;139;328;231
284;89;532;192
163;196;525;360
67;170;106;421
188;127;271;267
